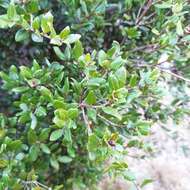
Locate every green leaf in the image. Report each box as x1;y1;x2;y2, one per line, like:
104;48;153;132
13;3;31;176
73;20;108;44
87;108;97;123
107;41;120;57
127;90;141;103
27;129;37;144
44;11;53;24
30;113;37;129
68;108;79;119
176;20;184;36
35;106;47;117
73;41;84;59
87;134;100;152
102;107;122;120
126;27;140;39
63;34;81;44
53;116;65;128
53;99;66;109
0;15;15;28
0;160;8;168
41;16;50;33
141;179;154;188
50;157;59;170
68;120;77;129
108;162;128;171
26;0;39;13
50;37;63;46
110;57;125;70
67;145;75;158
32;17;40;30
29;145;39;162
172;3;183;13
15;29;29;42
154;2;172;9
38;86;53;101
124;171;136;181
20;66;32;78
87;78;106;87
108;74;119;90
40;143;51;154
64;45;71;59
18;112;30;123
39;128;50;141
60;26;70;39
63;127;72;143
58;156;72;163
50;129;63;141
63;77;70;93
80;1;88;16
7;140;22;151
129;75;138;87
115;67;127;86
19;103;28;112
55;109;68;121
85;90;96;105
7;3;17;19
54;185;64;190
0;129;5;138
137;121;151;135
98;50;107;65
182;35;190;42
31;33;43;43
53;46;65;60
12;86;29;93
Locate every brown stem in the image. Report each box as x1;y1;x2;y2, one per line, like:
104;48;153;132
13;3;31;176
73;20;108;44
133;181;142;190
98;114;125;128
158;67;190;83
81;106;92;135
136;0;153;26
132;59;190;83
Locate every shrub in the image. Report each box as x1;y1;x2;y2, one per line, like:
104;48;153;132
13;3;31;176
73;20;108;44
0;0;189;189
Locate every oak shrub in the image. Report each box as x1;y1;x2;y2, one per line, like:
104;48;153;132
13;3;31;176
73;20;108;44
0;0;189;189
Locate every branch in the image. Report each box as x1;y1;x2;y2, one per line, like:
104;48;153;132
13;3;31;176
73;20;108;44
158;67;190;83
130;44;159;53
79;102;109;109
136;0;153;25
81;106;92;135
21;181;51;190
98;114;125;128
131;59;190;83
133;181;142;190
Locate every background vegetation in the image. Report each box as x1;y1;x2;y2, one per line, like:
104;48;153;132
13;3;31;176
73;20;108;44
0;0;189;189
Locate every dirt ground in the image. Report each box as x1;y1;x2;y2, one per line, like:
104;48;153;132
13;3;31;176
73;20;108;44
99;119;190;190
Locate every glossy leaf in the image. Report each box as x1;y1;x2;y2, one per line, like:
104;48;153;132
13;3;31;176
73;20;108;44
50;129;63;141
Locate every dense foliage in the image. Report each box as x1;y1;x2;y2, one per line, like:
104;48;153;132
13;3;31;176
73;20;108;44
0;0;190;189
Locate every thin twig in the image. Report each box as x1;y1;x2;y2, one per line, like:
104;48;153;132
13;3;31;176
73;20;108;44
131;59;190;83
81;106;92;135
158;67;190;83
130;44;159;53
136;4;143;21
98;114;125;128
143;11;156;21
133;181;142;190
79;102;109;109
36;181;52;190
136;0;153;26
21;181;51;190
